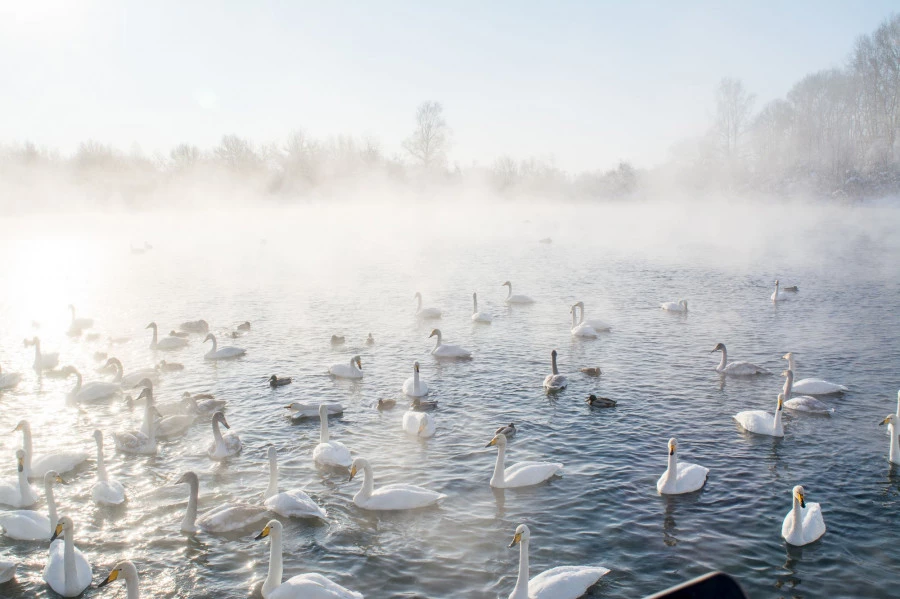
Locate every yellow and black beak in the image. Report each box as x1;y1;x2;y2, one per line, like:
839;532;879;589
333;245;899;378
508;532;522;548
881;416;891;426
415;364;419;373
17;456;23;473
796;491;805;508
349;464;358;481
51;522;63;542
98;568;119;588
486;436;498;448
668;444;675;456
254;524;271;541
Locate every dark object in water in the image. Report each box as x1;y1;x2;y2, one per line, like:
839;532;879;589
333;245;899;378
180;320;209;334
183;391;215;400
269;375;292;387
783;286;799;292
169;330;190;338
331;335;345;345
411;397;438;411
580;367;602;376
586;394;617;407
377;398;396;410
237;321;251;331
158;360;184;372
539;237;552;244
366;333;375;345
495;423;517;438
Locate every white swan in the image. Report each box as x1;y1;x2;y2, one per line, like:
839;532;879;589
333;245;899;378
177;392;227;416
0;451;38;508
472;292;493;323
880;414;900;465
0;364;22;390
414;292;442;319
402;361;429;397
180;319;209;334
113;388;159;455
146;322;188;350
0;471;63;540
656;437;708;494
781;370;833;414
329;355;363;379
574;301;611;331
203;333;245;360
207;411;241;459
263;447;327;519
349;457;446;510
429;328;472;358
43;516;92;597
256;519;362;599
26;337;59;371
105;357;159;388
313;404;352;467
98;560;140;598
542;350;567;391
711;343;769;376
402;410;436;438
15;420;88;480
286;402;343;419
0;560;15;583
502;281;534;304
65;366;121;403
67;304;93;335
91;430;126;506
660;299;688;313
782;485;825;546
771;279;791;302
506;524;609;599
782;353;847;395
734;393;784;437
487;432;561;488
174;471;268;534
569;306;598;339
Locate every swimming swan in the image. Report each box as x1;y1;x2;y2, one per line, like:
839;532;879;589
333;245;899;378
771;279;791;302
414;292;442;319
329;355;363;379
879;414;900;465
506;524;609;599
781;370;833;414
207;411;242;459
402;361;429;397
656;437;708;494
349;457;446;510
97;560;140;598
175;471;268;534
255;519;362;599
203;333;245;360
264;447;327;519
91;431;126;506
782;485;825;546
65;366;121;403
711;343;769;375
472;292;493;323
782;353;847;395
104;357;159;388
0;560;16;583
574;301;611;331
570;306;598;339
734;393;784;437
502;281;534;304
0;450;38;508
146;322;188;350
180;319;209;334
313;404;352;467
66;305;93;335
15;420;88;480
660;299;688;313
543;350;568;391
0;364;22;390
487;432;561;488
43;516;92;597
26;337;59;371
402;410;436;438
429;328;472;358
0;470;63;540
113;387;159;455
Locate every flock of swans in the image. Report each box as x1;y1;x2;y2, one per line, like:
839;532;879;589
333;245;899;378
0;278;894;599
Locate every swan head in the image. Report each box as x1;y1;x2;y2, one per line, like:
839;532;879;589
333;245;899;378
775;279;780;286
255;519;281;541
203;333;215;343
145;322;157;330
413;361;420;373
710;343;726;353
502;281;511;287
267;446;277;460
680;300;688;309
93;429;103;445
486;432;507;448
61;365;79;377
668;438;677;455
98;561;138;589
508;524;530;547
354;355;362;369
15;449;25;472
417;418;431;435
51;516;73;541
318;403;329;418
348;457;368;481
777;393;784;411
428;329;440;338
13;420;29;434
880;414;898;427
793;485;806;508
174;471;199;488
103;357;122;370
414;292;422;300
212;411;229;428
137;386;153;403
44;470;64;485
782;352;793;360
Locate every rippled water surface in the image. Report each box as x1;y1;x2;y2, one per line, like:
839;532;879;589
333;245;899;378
1;200;899;599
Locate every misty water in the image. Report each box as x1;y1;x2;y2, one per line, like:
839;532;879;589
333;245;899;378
1;199;899;599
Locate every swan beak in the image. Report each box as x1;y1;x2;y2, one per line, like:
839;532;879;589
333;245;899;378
56;475;65;484
221;418;230;429
797;491;805;508
508;532;522;548
486;437;498;447
668;445;674;456
51;522;63;542
98;568;119;588
348;464;358;481
880;416;890;426
254;524;271;541
17;457;23;472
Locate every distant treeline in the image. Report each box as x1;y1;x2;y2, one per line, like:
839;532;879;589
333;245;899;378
1;15;898;208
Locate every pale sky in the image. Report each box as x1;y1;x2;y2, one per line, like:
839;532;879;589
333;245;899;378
0;1;895;171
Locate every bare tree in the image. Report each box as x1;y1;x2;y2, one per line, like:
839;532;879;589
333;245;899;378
715;78;756;159
214;134;261;172
402;101;449;168
169;144;201;171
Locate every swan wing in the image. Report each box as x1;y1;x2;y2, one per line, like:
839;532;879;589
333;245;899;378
529;565;610;599
364;484;446;510
269;573;363;599
314;442;352;467
723;361;769;375
784;396;833;414
543;375;567;390
0;510;50;540
503;462;563;487
265;490;328;519
675;462;708;493
30;451;89;479
571;324;598;338
0;373;22;390
584;318;611;331
801;502;826;544
43;542;91;595
76;382;121;402
792;378;847;395
433;344;472;358
158;336;188;350
734;410;775;435
402;378;428;397
660;302;679;311
198;503;269;532
92;480;126;506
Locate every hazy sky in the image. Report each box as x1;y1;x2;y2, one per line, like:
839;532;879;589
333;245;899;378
0;1;895;171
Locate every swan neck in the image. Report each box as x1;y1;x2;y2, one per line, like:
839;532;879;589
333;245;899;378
890;423;900;464
492;443;506;485
791;496;802;536
434;331;442;347
96;438;108;482
320;413;329;443
661;451;676;490
473;294;478;313
551;353;559;375
17;465;30;504
21;427;33;477
416;295;422;312
63;523;77;593
263;525;284;596
718;349;727;370
111;360;123;383
182;480;198;531
414;367;420;392
45;479;58;534
151;326;158;347
782;373;793;398
513;536;529;598
209;336;217;353
358;462;374;500
578;305;586;325
72;372;82;394
506;284;512;299
571;310;577;328
212;418;224;446
125;568;141;599
266;454;278;498
788;355;796;373
774;403;783;435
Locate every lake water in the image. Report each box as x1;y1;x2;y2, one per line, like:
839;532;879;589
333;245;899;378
1;198;899;598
